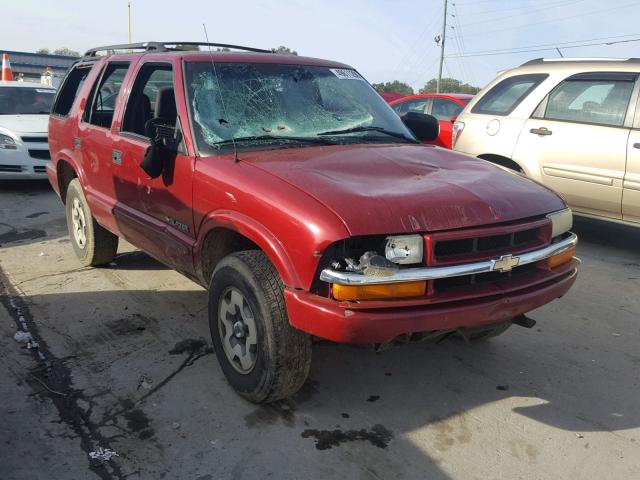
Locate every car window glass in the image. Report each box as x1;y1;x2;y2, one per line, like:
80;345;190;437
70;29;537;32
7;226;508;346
472;74;547;115
52;65;91;116
84;63;129;128
0;87;55;115
543;78;634;127
431;98;463;121
122;64;176;137
404;99;430;114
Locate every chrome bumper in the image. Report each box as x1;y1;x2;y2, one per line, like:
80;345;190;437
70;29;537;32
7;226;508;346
320;232;578;286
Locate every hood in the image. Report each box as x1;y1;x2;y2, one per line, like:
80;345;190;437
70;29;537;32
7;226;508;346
243;144;566;235
0;115;49;135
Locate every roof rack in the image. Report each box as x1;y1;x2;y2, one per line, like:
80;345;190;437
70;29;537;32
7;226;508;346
83;41;271;57
520;57;640;66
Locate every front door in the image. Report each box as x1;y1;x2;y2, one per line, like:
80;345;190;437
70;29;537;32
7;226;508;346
513;72;637;219
112;60;196;274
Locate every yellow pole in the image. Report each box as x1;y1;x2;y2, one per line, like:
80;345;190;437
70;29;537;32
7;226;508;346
128;2;131;43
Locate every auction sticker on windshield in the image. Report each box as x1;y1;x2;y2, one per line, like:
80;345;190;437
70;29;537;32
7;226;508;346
330;68;363;80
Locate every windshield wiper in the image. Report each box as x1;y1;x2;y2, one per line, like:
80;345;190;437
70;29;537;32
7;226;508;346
317;126;419;143
213;135;337;147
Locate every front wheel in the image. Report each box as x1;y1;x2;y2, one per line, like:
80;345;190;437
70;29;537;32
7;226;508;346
208;251;312;403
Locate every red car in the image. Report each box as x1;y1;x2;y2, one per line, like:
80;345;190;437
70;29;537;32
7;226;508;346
47;42;577;403
390;93;473;149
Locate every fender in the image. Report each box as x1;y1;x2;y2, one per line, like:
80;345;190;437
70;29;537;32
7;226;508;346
195;210;302;288
54;148;85;197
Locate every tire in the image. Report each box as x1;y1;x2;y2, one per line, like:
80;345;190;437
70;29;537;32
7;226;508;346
457;321;512;343
208;250;312;403
65;179;118;267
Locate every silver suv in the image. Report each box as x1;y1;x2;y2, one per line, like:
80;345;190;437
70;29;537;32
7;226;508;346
453;58;640;227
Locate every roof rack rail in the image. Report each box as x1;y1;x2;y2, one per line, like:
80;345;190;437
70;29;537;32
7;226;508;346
83;41;271;57
520;57;640;66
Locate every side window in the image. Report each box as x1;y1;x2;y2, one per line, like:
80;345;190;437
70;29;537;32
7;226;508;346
52;65;92;116
84;63;130;128
391;99;429;115
431;98;463;121
541;75;635;127
472;74;548;115
122;63;176;137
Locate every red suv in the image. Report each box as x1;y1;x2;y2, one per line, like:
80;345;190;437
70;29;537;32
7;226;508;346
47;42;578;403
390;93;473;149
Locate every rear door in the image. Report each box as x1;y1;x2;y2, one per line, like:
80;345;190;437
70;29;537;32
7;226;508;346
623;93;640;224
513;72;637;219
78;62;131;212
112;59;196;274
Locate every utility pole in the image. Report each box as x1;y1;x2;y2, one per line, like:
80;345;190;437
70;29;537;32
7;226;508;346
128;2;132;43
436;0;448;93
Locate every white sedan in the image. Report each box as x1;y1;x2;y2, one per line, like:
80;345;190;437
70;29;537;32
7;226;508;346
0;81;56;179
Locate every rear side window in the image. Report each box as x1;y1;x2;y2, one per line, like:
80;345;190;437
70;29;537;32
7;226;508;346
84;63;130;128
541;74;636;127
472;74;547;115
52;65;92;116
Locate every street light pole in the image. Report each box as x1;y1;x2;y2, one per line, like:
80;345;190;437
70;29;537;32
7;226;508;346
128;2;132;43
437;0;448;93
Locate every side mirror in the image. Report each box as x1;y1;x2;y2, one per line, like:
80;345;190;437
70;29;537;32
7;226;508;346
140;119;182;179
450;115;458;124
401;112;440;142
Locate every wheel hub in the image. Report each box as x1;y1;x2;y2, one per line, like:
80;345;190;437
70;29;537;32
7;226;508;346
71;198;87;249
218;287;258;374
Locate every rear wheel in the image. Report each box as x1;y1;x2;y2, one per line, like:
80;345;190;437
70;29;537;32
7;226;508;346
209;250;312;403
65;179;118;266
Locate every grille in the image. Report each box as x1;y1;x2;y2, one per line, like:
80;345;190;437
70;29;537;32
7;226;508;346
434;263;538;292
33;166;47;173
434;227;540;261
0;164;23;172
28;149;51;160
21;136;48;143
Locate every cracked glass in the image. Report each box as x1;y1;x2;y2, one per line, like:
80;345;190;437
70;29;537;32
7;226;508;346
184;62;415;154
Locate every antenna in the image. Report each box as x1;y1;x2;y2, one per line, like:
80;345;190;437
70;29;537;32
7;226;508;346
202;23;239;162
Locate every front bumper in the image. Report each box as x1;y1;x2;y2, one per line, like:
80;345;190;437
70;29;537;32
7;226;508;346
0;139;50;179
320;232;577;285
285;262;577;343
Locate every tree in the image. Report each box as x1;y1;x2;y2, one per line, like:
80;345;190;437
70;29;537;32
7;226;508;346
419;78;480;95
53;47;80;57
35;48;50;55
271;46;298;56
372;81;414;96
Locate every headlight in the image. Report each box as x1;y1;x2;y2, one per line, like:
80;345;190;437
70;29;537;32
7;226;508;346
384;234;424;264
0;133;17;150
546;208;573;238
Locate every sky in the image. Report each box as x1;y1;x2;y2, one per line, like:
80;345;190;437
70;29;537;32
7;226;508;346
3;0;640;92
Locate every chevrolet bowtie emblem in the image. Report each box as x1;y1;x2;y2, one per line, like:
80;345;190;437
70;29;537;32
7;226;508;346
491;254;520;273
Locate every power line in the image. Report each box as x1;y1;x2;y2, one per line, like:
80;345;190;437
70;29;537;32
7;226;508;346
458;0;589;18
458;1;640;38
447;36;640;58
459;0;586;27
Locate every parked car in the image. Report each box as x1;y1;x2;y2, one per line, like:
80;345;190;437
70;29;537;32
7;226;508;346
390;93;473;148
453;58;640;226
0;81;55;179
379;91;405;103
47;42;578;403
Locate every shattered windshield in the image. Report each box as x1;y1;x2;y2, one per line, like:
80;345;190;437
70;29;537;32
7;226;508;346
185;62;415;153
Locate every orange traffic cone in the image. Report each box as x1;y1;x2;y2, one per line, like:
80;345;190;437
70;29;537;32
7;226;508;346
2;53;14;81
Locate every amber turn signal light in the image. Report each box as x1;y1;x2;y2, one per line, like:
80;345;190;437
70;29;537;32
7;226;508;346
332;281;427;301
547;246;576;269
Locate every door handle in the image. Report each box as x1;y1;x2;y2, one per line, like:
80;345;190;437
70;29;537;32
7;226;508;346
633;143;640;149
530;127;552;136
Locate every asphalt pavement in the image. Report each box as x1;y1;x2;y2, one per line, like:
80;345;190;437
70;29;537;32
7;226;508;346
1;180;639;480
